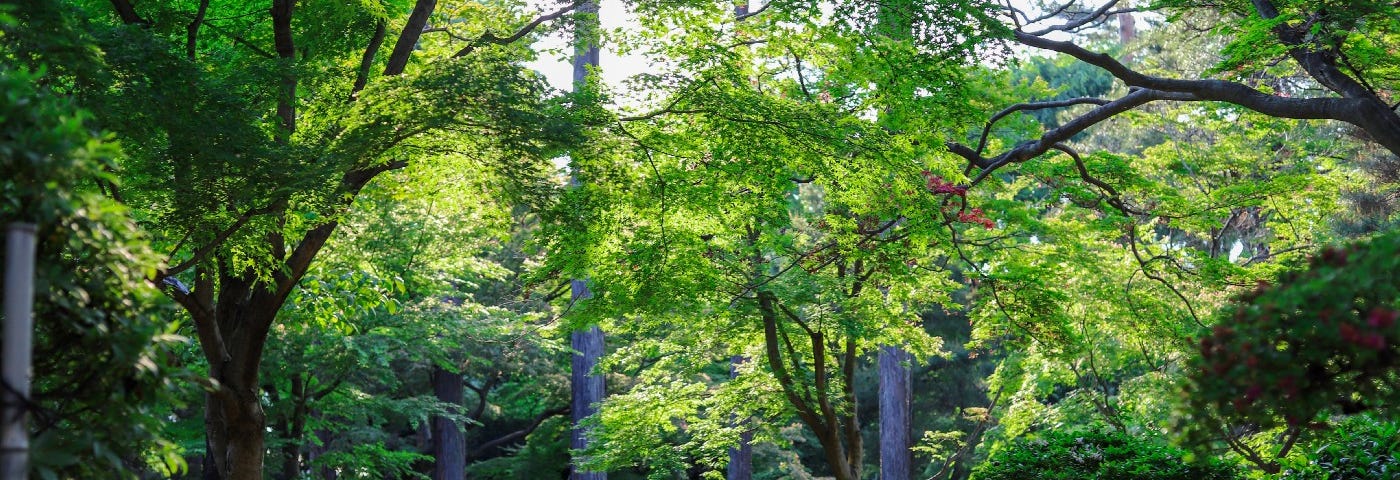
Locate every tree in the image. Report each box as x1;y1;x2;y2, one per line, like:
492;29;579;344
533;2;1007;478
940;1;1391;473
567;2;606;479
3;0;581;477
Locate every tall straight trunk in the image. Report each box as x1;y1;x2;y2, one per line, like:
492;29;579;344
726;356;753;480
569;1;605;479
872;4;914;478
1;223;36;480
878;346;912;480
277;373;310;480
431;366;466;480
727;3;754;479
1118;13;1136;63
570;324;605;480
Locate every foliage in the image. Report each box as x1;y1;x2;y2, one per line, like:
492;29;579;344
1181;229;1400;438
972;429;1242;480
1277;415;1400;479
0;62;190;478
312;442;432;479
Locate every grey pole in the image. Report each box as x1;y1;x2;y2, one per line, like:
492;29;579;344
2;222;37;479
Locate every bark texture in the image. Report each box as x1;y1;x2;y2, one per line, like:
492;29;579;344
878;346;912;480
569;3;605;479
570;323;606;480
431;366;466;480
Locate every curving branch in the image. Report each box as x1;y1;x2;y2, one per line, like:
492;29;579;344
159;201;284;279
1020;0;1121;35
466;405;570;461
952;87;1196;186
974;96;1112;155
452;1;583;58
1011;30;1400;156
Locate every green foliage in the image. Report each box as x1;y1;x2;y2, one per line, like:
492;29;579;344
1278;415;1400;479
312;442;432;479
0;62;190;478
973;429;1241;480
1181;229;1400;438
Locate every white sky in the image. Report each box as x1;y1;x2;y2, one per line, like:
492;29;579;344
525;0;647;93
522;0;1116;100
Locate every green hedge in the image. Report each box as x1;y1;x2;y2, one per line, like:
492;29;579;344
974;430;1241;480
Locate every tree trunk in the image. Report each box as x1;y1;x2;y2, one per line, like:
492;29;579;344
569;1;605;478
277;373;309;480
879;346;912;480
431;366;466;480
204;385;268;480
728;3;755;478
726;355;752;480
570;323;606;480
1118;13;1136;63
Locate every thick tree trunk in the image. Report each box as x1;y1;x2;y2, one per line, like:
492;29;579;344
204;385;269;480
879;346;912;480
431;366;466;480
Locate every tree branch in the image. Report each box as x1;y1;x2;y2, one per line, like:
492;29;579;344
963;87;1194;186
108;0;148;25
452;1;583;58
186;0;209;59
465;405;570;460
383;0;438;76
975;97;1112;155
159;200;284;278
350;19;388;98
1020;0;1120;36
1013;31;1400;156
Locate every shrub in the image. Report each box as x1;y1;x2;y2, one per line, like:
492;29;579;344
973;429;1241;480
1278;415;1400;480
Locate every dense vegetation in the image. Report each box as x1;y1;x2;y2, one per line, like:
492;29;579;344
0;0;1397;478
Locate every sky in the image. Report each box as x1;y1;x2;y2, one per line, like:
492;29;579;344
524;0;646;93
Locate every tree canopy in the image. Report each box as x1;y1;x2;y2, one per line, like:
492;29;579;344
1;0;1397;478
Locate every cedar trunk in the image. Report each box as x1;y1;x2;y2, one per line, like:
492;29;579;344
726;355;752;480
569;2;605;479
570;324;606;480
878;346;912;480
431;366;467;480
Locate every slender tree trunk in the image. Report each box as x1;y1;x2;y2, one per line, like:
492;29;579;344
1118;13;1136;63
879;346;912;480
570;324;605;480
726;355;753;480
727;3;755;479
278;373;309;480
431;366;466;480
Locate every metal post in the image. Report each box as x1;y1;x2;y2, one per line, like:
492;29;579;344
2;223;37;479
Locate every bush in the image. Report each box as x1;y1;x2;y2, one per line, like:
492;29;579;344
1182;230;1400;435
973;430;1241;480
1;62;189;477
1278;415;1400;480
